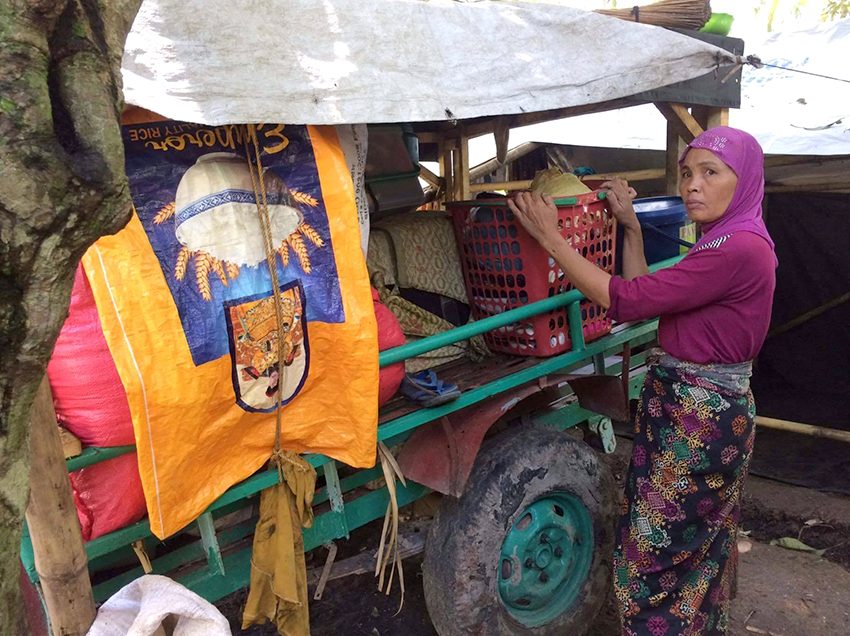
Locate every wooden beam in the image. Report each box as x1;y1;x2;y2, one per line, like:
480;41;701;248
439;139;454;208
692;106;729;130
469;142;541;182
452;133;471;201
417;163;442;189
493;118;510;165
665;120;683;196
25;378;96;636
445;96;640;140
655;103;704;143
415;132;441;144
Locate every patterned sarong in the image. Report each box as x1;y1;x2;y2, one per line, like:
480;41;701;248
614;351;756;635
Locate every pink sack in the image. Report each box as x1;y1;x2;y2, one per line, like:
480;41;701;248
48;267;134;447
70;454;147;541
373;288;405;407
49;266;146;539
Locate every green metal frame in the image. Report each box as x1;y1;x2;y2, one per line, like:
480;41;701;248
20;256;683;604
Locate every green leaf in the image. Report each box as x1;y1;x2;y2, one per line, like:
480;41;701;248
770;536;826;557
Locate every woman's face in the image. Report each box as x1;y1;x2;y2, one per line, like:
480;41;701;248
679;148;738;224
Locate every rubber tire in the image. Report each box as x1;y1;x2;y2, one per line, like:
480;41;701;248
422;425;618;636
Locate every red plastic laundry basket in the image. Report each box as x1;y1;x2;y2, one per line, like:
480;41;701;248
449;191;617;357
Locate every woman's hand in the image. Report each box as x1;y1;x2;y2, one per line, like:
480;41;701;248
600;179;639;231
507;191;562;250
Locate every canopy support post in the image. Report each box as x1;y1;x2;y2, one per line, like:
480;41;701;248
692;106;729;130
665;120;685;195
25;377;95;636
452;133;471;201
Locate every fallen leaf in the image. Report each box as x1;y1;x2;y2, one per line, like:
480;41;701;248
770;536;826;557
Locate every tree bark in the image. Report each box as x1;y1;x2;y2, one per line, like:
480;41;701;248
0;1;141;631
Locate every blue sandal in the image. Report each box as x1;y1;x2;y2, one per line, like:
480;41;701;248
400;370;461;408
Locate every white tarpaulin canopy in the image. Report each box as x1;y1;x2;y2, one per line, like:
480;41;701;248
122;0;737;126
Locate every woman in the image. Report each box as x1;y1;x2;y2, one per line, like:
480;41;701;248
507;126;776;635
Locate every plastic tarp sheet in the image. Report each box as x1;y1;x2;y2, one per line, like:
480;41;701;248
122;0;736;126
83;123;379;538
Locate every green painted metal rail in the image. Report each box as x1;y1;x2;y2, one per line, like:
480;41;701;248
379;255;680;367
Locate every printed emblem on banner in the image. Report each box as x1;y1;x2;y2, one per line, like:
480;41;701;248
224;282;309;412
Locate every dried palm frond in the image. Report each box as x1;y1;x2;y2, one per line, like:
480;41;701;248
595;0;711;30
154;202;176;224
298;222;325;248
175;246;190;281
375;442;407;613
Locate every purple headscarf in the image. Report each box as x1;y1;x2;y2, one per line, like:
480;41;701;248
679;126;776;264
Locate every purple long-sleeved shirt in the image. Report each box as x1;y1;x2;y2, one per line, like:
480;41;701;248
608;232;776;364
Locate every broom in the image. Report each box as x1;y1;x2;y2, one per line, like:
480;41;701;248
595;0;712;31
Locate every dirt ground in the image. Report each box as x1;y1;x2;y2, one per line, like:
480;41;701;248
220;433;850;635
224;534;850;636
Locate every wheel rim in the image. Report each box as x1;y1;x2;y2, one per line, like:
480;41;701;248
497;492;594;628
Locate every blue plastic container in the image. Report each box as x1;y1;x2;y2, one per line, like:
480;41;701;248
616;196;692;271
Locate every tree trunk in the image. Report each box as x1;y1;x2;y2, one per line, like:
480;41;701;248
0;1;141;631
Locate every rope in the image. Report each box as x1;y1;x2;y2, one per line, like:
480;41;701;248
745;55;850;84
242;124;289;478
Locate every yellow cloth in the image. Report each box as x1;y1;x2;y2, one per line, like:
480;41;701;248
242;452;316;635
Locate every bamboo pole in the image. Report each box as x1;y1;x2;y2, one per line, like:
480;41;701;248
768;292;850;339
469;179;531;193
755;416;850;444
468;169;667;194
587;169;666;183
25;377;96;636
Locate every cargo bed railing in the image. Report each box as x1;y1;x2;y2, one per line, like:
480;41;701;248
21;255;684;603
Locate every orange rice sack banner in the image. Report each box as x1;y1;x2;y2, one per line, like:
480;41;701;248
82;122;378;538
